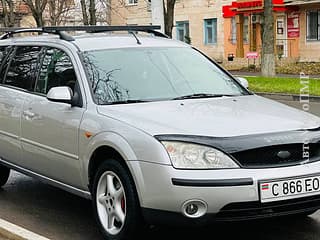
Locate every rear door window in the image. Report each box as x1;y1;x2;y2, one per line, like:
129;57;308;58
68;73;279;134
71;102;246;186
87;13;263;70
4;46;42;91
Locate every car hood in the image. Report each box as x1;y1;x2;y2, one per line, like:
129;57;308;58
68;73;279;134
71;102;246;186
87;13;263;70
97;95;320;137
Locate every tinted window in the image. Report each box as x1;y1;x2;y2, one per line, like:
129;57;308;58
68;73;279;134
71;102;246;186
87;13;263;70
0;46;8;66
0;46;13;83
5;46;42;91
35;48;77;94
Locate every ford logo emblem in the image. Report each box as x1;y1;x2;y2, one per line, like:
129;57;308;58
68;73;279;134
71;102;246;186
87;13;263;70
277;151;291;159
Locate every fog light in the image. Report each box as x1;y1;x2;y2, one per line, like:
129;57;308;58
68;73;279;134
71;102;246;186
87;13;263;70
182;200;207;218
186;203;198;215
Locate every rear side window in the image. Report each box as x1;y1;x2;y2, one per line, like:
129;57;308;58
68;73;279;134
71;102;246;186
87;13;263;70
0;46;13;83
5;46;42;91
0;46;7;66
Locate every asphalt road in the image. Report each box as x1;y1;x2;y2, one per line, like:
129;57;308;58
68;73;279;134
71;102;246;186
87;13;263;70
275;99;320;117
1;99;320;240
2;171;320;240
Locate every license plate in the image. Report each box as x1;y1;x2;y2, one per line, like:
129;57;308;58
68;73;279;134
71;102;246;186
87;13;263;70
260;174;320;203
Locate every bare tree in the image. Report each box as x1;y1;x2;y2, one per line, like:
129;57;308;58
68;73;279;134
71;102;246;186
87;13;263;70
80;0;88;24
23;0;48;27
1;0;16;27
97;0;111;24
47;0;75;26
79;0;111;25
163;0;176;37
89;0;96;25
261;0;275;77
80;0;96;25
108;0;176;37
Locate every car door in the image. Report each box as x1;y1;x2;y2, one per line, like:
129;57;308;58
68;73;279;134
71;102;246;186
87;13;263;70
20;46;85;188
0;46;37;165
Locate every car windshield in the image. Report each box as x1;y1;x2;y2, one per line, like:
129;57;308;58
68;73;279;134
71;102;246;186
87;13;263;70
82;47;249;105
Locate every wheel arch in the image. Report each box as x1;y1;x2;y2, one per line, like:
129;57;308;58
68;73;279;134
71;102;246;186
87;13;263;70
88;145;127;190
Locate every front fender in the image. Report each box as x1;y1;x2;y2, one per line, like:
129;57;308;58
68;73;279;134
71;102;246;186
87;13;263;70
80;131;137;187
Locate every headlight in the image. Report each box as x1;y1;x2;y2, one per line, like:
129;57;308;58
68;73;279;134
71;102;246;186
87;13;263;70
161;141;239;169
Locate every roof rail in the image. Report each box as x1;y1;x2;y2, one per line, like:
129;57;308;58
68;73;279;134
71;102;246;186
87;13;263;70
43;25;168;38
0;25;168;41
0;27;75;41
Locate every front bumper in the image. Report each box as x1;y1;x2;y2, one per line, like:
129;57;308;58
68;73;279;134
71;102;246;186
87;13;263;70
129;160;320;222
142;195;320;225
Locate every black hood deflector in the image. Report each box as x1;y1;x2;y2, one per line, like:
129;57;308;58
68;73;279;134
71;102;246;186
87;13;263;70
155;128;320;153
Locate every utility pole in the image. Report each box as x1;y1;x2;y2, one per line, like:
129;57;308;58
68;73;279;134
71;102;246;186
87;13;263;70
151;0;165;33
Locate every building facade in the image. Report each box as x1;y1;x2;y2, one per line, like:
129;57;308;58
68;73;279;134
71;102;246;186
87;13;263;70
222;0;286;60
285;0;320;62
110;0;320;63
222;0;320;62
110;0;230;62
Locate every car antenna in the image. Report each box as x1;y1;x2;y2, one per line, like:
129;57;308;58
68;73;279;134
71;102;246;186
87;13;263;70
129;31;141;45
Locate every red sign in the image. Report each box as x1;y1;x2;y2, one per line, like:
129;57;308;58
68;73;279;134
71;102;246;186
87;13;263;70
246;52;259;59
222;0;286;18
223;5;236;18
237;1;263;9
287;11;300;38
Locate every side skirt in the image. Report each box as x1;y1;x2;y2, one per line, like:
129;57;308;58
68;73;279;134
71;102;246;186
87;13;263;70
0;158;91;200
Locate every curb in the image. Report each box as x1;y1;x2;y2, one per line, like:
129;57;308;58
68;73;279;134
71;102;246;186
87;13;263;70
0;218;50;240
231;72;320;79
235;74;320;79
256;92;320;102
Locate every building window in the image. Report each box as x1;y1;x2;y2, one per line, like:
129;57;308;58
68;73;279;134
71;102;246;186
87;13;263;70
307;11;320;40
204;18;217;45
231;17;237;44
230;16;249;44
243;16;249;43
176;21;190;43
128;0;138;5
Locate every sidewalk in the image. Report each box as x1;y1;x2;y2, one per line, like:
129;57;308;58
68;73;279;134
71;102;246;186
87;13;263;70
229;70;320;79
0;218;50;240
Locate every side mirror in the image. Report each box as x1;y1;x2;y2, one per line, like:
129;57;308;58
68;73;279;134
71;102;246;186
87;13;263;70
237;77;249;89
47;86;73;104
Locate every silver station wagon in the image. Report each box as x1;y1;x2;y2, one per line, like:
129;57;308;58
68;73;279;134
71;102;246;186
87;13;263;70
0;26;320;240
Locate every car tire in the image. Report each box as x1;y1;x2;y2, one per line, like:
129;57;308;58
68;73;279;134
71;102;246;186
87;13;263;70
0;165;10;187
92;159;143;240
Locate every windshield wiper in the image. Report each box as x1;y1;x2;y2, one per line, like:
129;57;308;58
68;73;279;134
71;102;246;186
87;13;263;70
172;93;237;100
106;99;148;105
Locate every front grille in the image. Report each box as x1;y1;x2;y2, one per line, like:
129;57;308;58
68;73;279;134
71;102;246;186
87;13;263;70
231;143;320;168
216;195;320;221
